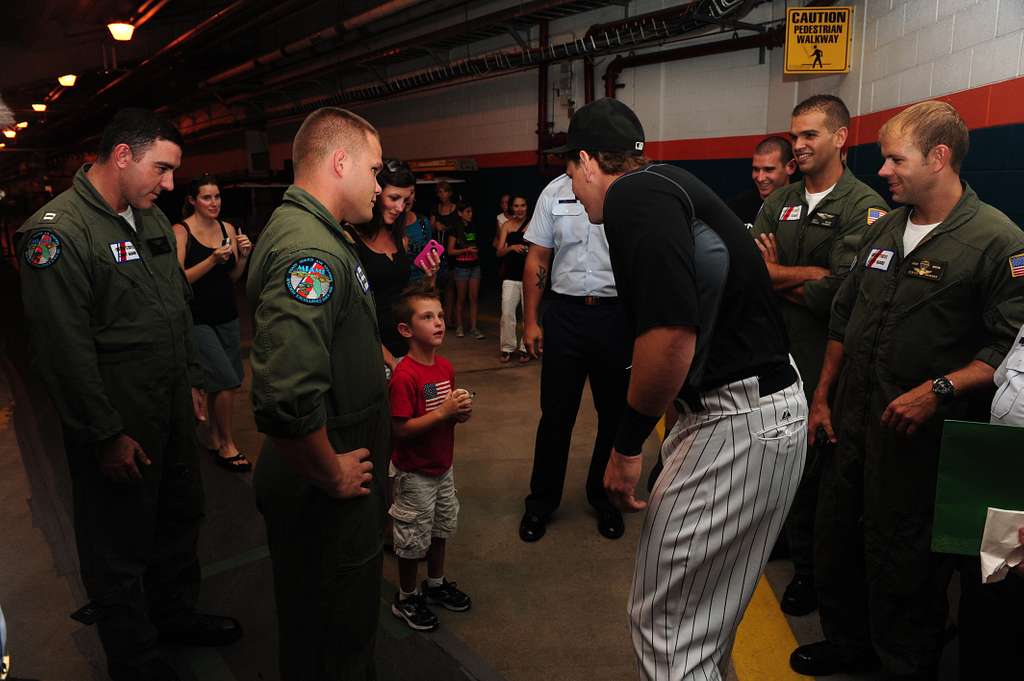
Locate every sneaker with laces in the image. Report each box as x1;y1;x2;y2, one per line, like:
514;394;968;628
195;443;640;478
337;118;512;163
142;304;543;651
455;326;465;338
470;328;485;340
391;593;439;631
422;578;472;612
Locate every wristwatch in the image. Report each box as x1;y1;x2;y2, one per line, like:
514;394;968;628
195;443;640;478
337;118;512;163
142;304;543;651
931;376;956;401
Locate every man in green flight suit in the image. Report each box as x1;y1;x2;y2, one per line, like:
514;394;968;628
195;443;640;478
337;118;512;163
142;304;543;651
790;101;1024;677
17;109;242;681
247;107;388;680
751;94;889;616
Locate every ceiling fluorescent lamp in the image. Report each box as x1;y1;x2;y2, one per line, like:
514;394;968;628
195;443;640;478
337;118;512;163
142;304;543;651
32;103;47;112
107;22;135;41
58;74;77;87
15;121;27;129
2;130;16;139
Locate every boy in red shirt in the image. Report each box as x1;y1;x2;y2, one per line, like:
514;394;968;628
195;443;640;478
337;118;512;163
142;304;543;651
389;285;473;631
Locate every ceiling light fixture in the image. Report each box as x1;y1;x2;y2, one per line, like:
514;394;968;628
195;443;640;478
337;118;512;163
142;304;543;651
16;121;27;129
0;143;6;149
32;103;47;112
2;130;16;139
107;22;135;41
58;74;77;87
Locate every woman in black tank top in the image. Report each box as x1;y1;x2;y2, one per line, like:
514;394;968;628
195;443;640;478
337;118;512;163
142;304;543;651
495;195;530;362
172;174;253;472
350;160;438;373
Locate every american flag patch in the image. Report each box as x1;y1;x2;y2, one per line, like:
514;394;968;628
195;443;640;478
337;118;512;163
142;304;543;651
1010;253;1024;278
779;205;802;221
423;380;452;412
867;208;887;225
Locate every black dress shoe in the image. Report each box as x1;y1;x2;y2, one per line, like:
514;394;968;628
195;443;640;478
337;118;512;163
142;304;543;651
597;510;624;539
519;512;547;542
780;574;817;616
158;612;243;647
789;640;878;676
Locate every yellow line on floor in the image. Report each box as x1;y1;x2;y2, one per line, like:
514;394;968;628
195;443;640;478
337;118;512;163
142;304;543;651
732;576;803;681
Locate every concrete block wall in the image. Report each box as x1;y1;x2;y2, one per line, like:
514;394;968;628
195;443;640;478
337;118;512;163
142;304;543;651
865;0;1024;109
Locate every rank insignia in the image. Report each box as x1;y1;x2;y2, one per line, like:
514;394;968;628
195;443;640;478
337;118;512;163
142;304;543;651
287;257;334;304
906;259;945;281
866;247;894;271
355;265;370;293
41;211;59;222
779;206;802;221
867;208;887;225
109;241;140;263
24;230;62;269
1010;253;1024;278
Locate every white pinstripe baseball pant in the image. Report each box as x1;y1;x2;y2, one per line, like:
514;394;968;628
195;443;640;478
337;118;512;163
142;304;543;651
629;371;807;681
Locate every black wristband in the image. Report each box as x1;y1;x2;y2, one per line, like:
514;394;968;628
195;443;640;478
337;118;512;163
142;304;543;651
614;404;660;456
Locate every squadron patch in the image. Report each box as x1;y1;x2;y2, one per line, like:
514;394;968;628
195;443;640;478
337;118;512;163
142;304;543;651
286;257;335;304
1010;253;1024;278
866;248;894;271
24;230;62;269
779;206;802;221
109;241;140;263
867;208;887;225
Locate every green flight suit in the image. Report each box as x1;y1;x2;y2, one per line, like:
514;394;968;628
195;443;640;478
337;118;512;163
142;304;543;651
752;166;888;578
16;165;206;667
820;184;1024;674
248;186;390;681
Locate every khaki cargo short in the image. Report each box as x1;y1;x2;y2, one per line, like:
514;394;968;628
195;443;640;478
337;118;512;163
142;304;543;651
389;467;459;559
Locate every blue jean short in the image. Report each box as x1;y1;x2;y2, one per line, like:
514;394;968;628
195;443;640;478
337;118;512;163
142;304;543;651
453;265;481;281
192;318;244;393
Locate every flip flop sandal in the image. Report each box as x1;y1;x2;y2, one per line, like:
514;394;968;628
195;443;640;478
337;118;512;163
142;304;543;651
210;450;252;472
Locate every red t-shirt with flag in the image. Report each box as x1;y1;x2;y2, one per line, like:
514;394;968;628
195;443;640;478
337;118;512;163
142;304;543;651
389;355;456;477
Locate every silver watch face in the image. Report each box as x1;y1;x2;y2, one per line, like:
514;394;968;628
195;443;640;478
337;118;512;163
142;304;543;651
932;378;954;396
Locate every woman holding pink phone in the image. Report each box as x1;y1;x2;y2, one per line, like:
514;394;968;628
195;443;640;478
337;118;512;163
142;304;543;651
172;174;253;472
351;160;439;372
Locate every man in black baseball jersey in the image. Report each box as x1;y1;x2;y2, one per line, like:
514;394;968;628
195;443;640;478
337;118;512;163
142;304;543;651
558;97;808;680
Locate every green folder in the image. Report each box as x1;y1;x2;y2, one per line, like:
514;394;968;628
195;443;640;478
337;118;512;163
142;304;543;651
932;420;1024;555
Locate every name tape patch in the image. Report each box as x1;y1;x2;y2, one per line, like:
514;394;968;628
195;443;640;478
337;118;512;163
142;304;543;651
866;248;894;271
109;241;140;263
24;230;62;269
779;205;802;221
287;257;335;304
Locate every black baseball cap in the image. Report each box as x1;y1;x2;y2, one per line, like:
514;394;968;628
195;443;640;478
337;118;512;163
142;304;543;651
545;98;646;155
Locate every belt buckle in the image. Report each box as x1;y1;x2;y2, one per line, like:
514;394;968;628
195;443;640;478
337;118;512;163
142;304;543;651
583;296;598;306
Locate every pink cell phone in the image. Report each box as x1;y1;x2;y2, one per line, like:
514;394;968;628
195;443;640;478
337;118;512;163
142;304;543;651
413;239;445;270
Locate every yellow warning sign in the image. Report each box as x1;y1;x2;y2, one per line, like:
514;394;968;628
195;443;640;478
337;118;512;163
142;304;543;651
784;6;853;74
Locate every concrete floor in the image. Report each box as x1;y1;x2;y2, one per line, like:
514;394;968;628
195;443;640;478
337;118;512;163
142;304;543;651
0;271;961;681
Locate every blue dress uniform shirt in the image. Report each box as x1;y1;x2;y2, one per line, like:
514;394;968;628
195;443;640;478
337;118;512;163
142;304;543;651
525;174;618;297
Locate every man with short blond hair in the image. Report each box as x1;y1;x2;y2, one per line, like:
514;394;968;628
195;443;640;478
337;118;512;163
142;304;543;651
248;106;386;680
791;100;1024;677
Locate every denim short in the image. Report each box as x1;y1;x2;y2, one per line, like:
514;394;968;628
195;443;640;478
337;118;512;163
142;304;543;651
453;265;481;281
192;318;243;393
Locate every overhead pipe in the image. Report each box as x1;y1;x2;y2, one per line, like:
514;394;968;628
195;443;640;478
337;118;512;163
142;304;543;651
204;0;431;87
603;25;784;98
206;0;579;93
96;0;257;97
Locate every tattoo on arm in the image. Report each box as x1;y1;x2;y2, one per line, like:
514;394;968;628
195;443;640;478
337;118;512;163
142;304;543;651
536;266;548;291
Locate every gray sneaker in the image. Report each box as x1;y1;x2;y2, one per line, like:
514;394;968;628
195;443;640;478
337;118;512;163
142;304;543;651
470;327;485;340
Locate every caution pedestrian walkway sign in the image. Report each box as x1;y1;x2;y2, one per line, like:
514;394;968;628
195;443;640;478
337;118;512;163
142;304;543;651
784;6;853;75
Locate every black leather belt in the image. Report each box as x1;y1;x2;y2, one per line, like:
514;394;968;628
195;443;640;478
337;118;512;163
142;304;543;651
550;292;618;306
678;363;797;413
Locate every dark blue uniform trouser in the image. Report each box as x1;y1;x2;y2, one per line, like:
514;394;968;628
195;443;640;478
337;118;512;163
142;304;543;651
525;298;632;518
